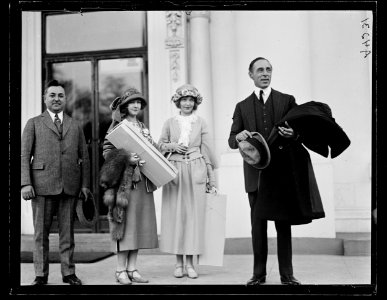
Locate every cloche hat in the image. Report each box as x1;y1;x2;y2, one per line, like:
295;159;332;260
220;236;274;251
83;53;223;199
110;87;147;122
171;84;203;104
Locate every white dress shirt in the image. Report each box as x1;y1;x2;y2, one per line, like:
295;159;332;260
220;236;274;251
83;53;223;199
254;86;272;104
47;109;63;123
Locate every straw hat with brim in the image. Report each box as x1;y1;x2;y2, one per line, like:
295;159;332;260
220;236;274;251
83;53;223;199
110;87;147;122
76;192;98;227
238;132;271;169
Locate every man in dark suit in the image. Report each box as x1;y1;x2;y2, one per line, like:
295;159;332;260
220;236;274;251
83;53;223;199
21;80;91;285
229;57;323;285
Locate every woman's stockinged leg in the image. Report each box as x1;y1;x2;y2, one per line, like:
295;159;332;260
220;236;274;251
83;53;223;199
116;251;129;271
115;251;131;285
185;255;198;279
126;249;138;271
173;254;184;278
176;254;184;267
126;249;149;283
186;255;193;267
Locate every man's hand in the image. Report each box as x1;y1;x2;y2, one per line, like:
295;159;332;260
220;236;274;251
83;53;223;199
21;185;35;200
236;130;253;142
81;187;91;200
278;121;295;139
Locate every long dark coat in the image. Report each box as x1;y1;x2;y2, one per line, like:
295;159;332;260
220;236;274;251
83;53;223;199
228;89;324;225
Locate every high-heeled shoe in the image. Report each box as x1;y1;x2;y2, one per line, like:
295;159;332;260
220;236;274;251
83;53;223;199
115;270;132;285
173;265;184;278
186;265;198;279
127;269;149;283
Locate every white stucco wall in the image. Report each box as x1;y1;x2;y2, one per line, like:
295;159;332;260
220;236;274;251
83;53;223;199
21;11;42;234
209;11;372;237
20;10;372;237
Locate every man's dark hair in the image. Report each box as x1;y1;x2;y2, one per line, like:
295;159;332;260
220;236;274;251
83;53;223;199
248;57;271;72
44;80;65;94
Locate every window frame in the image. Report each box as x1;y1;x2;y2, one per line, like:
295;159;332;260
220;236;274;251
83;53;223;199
41;11;149;232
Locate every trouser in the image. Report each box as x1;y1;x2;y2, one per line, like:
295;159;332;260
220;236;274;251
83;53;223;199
31;193;76;277
248;191;293;277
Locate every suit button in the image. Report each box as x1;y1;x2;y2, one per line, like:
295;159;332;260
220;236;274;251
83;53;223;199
279;146;283;150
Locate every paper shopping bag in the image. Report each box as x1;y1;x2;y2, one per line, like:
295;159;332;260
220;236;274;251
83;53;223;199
198;193;227;266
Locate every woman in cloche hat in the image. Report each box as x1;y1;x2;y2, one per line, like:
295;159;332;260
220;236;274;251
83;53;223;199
100;87;159;285
158;84;218;279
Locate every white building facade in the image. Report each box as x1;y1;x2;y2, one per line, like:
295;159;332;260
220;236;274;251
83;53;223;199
21;10;373;238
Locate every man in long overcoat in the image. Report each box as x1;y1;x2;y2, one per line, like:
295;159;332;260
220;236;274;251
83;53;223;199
228;57;324;286
21;80;90;285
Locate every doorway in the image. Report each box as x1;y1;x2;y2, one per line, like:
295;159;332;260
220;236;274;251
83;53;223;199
43;11;148;232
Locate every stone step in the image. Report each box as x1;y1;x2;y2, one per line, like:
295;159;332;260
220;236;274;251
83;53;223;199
21;232;371;256
336;232;372;256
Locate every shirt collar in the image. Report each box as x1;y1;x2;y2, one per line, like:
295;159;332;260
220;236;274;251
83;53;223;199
47;109;63;122
254;86;272;103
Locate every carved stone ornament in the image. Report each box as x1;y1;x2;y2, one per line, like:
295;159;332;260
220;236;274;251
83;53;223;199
165;11;184;48
169;50;180;82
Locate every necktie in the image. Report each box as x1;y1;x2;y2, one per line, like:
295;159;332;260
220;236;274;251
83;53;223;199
54;113;63;137
259;90;264;104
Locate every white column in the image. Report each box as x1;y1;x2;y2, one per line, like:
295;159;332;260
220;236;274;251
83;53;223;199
209;11;238;158
148;11;189;233
188;11;214;137
21;12;42;234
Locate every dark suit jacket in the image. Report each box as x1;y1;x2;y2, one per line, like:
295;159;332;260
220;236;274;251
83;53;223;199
21;110;90;196
229;89;297;192
228;89;324;224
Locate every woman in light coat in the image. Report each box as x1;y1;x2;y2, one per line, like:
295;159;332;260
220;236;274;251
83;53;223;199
158;84;218;279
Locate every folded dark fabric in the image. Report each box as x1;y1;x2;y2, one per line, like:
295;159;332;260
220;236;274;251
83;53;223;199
274;101;351;158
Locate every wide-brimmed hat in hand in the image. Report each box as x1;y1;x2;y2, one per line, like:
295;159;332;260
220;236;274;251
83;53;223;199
76;191;98;228
238;132;271;169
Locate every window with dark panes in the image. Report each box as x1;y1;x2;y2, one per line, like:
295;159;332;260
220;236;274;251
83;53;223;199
43;11;148;233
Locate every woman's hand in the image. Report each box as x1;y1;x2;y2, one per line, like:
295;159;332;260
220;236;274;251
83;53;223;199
129;153;141;165
175;144;188;154
206;183;218;194
169;143;188;154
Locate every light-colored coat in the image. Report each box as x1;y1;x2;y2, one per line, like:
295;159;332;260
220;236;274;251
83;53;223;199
21;110;90;196
158;115;217;254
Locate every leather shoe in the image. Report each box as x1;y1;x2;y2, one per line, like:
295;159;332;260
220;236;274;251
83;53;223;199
31;276;47;285
280;274;301;285
62;274;82;285
246;274;266;285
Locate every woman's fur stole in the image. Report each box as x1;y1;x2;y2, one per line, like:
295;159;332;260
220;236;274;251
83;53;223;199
99;148;141;240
